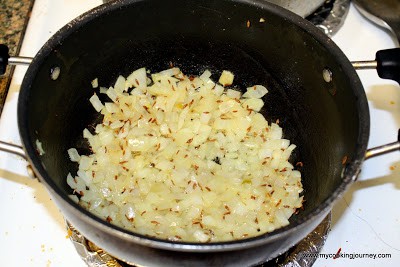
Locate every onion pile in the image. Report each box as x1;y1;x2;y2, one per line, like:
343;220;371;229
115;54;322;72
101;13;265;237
66;67;303;242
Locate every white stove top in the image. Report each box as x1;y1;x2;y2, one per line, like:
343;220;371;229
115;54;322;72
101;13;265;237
0;1;399;266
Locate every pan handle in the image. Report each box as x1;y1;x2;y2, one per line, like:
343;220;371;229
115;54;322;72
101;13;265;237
365;130;400;160
352;48;400;84
0;140;26;160
352;49;400;159
0;140;36;178
0;44;32;75
2;46;399;158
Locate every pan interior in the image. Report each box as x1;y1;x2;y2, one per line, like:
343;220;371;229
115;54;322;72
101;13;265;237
21;0;364;241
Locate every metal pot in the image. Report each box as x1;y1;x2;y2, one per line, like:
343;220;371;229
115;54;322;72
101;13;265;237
0;0;399;266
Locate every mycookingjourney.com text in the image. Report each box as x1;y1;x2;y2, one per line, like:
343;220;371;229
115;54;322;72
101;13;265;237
300;252;392;260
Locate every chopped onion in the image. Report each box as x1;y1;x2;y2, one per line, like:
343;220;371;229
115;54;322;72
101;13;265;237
242;85;268;98
99;87;108;94
126;67;147;90
226;89;241;99
241;98;264;112
79;155;93;170
199;69;212;82
67;67;303;243
213;84;224;96
89;94;104;112
67;148;80;162
218;70;234;86
91;78;98;88
114;75;126;93
35;139;45;155
157;67;180;77
106;87;118;102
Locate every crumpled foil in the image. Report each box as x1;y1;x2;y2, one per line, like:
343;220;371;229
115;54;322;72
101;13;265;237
260;213;331;267
67;223;123;267
67;213;331;267
308;0;351;37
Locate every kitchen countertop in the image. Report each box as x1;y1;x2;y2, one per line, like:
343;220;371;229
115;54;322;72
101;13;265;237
0;0;34;115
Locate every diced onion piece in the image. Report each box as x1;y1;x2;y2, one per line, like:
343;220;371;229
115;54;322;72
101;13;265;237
105;103;119;114
218;70;234;86
123;204;136;220
200;112;211;124
160;123;170;135
192;125;212;146
157;67;180;77
89;94;104;112
193;230;210;242
68;148;80;162
35;139;45;155
219;99;236;114
99;87;108;94
226;89;241;99
91;78;98;88
110;120;124;129
126;67;147;90
77;169;92;186
148;83;169;96
213;84;224;96
83;128;93;139
66;173;76;188
270;123;283;139
106;87;118;102
241;98;264;112
199;69;212;83
242;85;268;98
50;67;60;80
79;155;93;170
114;75;126;93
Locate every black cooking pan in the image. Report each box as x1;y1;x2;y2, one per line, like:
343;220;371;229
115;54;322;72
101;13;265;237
0;0;400;266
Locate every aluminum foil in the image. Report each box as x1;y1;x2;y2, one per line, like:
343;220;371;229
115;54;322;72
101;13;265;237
260;213;331;267
310;0;351;37
67;223;123;267
67;213;331;267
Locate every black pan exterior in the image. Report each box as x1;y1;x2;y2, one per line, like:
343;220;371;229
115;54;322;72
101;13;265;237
17;0;369;265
